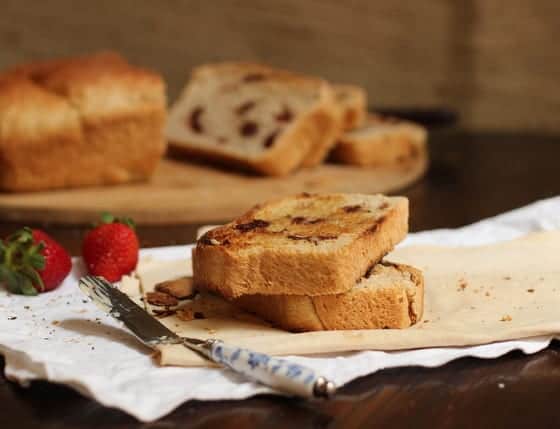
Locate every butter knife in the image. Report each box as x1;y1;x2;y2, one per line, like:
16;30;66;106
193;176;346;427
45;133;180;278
78;275;336;399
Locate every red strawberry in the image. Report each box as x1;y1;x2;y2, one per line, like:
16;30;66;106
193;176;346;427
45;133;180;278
0;228;72;295
82;213;139;282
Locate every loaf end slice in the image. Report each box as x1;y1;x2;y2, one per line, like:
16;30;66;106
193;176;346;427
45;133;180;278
234;262;424;331
193;193;408;298
332;114;427;167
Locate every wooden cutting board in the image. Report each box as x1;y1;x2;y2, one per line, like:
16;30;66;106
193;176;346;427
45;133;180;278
0;155;427;225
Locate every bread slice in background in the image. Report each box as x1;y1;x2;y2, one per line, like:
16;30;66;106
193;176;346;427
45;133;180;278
0;52;166;192
166;62;341;176
332;114;427;167
333;83;367;131
193;193;408;298
297;82;366;167
234;262;424;331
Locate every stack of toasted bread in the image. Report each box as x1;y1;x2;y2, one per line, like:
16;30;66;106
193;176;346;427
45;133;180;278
167;62;428;176
192;193;424;332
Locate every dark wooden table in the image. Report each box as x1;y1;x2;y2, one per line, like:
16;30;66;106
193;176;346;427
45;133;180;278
2;131;560;428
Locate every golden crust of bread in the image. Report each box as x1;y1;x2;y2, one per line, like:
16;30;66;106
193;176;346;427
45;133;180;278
193;193;409;298
0;76;81;143
296;83;366;168
298;96;343;169
0;52;166;191
191;62;327;92
234;262;424;331
6;51;165;122
167;62;341;176
332;114;428;167
333;83;367;131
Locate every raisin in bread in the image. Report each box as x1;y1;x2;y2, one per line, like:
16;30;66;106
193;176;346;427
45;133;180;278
234;262;423;331
166;62;340;176
0;52;166;191
193;193;408;298
332;114;427;167
333;84;367;131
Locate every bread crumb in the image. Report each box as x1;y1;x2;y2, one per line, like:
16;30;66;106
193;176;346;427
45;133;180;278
527;289;535;293
500;315;512;322
205;328;217;335
457;279;468;291
503;276;511;281
177;308;194;321
52;320;60;326
485;292;490;297
423;320;429;323
153;309;176;318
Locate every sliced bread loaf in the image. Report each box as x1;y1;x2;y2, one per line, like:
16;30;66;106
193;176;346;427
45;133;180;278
333;84;367;131
332;114;427;167
193;193;408;298
166;62;340;176
234;262;424;331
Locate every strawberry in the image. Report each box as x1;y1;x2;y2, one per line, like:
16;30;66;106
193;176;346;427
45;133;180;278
0;228;72;295
82;213;139;282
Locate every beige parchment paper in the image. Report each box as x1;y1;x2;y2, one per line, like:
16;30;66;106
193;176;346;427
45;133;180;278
135;231;560;367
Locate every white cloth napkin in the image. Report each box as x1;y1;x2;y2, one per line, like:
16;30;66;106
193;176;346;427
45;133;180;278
1;196;559;422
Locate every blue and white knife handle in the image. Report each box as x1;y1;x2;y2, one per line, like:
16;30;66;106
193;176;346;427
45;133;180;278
207;340;336;398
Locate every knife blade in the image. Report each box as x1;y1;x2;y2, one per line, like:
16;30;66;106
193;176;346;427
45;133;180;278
79;275;336;399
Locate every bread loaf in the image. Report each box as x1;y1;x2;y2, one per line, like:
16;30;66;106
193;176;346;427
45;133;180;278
0;52;166;191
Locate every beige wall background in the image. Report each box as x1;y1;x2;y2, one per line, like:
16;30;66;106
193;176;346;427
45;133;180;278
1;0;558;133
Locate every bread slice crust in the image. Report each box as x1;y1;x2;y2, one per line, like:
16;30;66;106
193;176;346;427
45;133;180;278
193;193;409;298
234;262;424;331
333;83;367;131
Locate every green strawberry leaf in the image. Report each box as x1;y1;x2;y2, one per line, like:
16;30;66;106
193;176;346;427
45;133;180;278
0;228;44;295
18;276;39;296
25;244;45;270
100;212;115;224
21;266;44;293
118;217;136;230
96;212;136;230
0;265;17;293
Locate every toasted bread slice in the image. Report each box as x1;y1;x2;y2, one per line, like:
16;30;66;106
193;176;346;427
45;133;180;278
166;62;340;176
332;114;427;167
193;193;408;298
234;262;423;331
333;83;367;131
